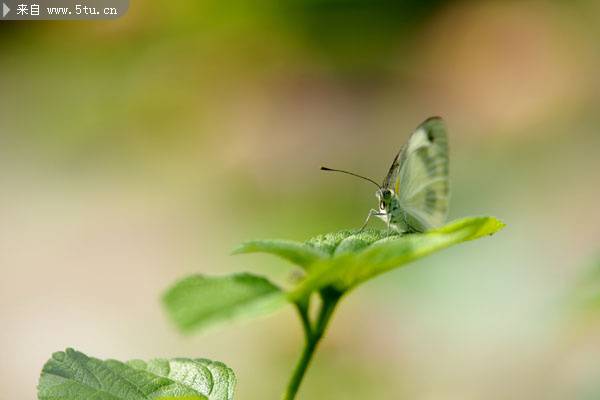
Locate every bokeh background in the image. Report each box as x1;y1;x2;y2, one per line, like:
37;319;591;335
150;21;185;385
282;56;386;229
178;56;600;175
2;1;600;399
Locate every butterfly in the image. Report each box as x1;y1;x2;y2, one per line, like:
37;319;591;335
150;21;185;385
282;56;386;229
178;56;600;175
321;116;450;233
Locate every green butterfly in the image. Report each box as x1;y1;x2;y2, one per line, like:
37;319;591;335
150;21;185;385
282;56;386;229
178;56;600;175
322;116;450;233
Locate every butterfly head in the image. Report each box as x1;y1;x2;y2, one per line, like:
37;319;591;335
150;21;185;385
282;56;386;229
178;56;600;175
376;188;393;212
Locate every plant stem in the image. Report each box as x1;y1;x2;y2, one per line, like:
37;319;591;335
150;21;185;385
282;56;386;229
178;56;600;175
282;290;341;400
295;301;312;343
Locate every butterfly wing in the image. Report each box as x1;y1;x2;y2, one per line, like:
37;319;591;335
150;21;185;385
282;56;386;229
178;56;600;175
395;117;449;232
382;147;402;190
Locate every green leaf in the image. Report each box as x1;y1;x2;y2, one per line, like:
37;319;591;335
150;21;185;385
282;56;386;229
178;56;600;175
290;217;504;299
232;239;328;269
163;273;287;333
38;348;235;400
309;229;395;257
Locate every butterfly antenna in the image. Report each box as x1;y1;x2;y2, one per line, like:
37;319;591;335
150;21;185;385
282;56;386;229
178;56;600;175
320;166;381;189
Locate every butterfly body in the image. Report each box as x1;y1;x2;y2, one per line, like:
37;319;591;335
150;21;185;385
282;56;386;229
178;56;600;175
322;116;450;234
374;189;409;232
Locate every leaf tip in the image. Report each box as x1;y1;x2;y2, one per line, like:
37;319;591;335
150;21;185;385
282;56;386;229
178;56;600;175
230;241;253;255
230;246;244;256
486;216;506;234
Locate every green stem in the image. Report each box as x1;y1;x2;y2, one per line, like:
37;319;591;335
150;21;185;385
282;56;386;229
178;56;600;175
295;301;312;342
282;290;341;400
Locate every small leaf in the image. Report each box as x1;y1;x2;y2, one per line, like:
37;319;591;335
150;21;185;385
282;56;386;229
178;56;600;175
232;239;327;269
290;217;504;299
304;229;358;256
38;348;236;400
163;273;287;333
303;229;392;256
332;230;396;256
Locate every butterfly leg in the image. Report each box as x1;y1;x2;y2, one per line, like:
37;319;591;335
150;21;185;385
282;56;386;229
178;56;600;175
359;209;384;232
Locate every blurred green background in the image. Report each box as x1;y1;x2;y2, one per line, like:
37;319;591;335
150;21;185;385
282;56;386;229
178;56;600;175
2;1;600;398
